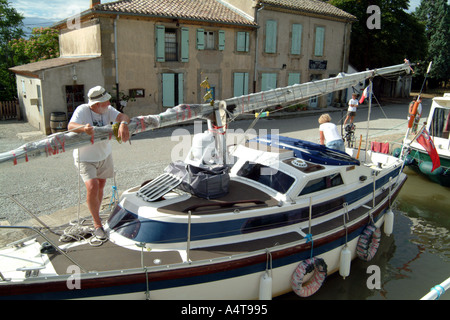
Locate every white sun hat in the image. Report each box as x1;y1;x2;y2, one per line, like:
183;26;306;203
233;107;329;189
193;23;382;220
87;86;111;106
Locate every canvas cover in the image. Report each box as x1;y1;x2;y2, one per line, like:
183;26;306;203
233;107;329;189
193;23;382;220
165;161;230;199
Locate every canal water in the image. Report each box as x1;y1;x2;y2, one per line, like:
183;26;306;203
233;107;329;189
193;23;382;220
279;167;450;300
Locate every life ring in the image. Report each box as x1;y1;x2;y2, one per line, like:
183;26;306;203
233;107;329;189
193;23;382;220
356;223;381;261
291;257;327;297
408;101;419;128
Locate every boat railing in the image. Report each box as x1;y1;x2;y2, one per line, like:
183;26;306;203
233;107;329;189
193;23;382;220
420;277;450;300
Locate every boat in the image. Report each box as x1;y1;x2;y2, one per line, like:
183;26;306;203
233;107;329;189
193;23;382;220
0;63;411;300
402;93;450;187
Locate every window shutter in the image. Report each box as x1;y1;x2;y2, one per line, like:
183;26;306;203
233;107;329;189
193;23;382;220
233;72;248;97
196;29;205;50
265;20;277;53
178;73;184;104
261;73;277;91
181;27;189;62
314;27;325;56
291;24;302;55
156;25;165;62
288;73;301;86
218;30;225;51
236;31;249;52
162;73;175;107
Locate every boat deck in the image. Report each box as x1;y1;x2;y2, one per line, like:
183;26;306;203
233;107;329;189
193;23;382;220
157;180;279;215
39;184;398;276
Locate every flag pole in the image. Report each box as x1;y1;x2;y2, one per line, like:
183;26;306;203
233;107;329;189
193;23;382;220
364;78;373;160
399;61;432;160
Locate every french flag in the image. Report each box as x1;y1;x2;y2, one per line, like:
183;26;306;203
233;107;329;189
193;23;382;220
359;84;372;104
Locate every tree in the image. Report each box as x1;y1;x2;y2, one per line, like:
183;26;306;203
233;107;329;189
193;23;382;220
329;0;427;71
9;27;60;63
414;0;450;87
0;0;25;100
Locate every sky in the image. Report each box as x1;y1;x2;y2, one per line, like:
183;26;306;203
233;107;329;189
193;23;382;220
10;0;115;21
10;0;428;22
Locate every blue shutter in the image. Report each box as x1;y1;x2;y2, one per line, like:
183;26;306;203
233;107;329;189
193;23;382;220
156;25;165;62
291;24;302;55
162;73;175;107
218;30;225;51
181;27;189;62
196;29;205;50
315;27;325;56
265;20;277;53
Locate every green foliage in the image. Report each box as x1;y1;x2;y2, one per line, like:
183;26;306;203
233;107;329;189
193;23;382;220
329;0;427;70
413;0;450;84
9;27;60;64
0;0;25;100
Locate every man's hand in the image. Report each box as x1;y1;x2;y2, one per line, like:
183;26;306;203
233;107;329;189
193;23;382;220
118;122;130;143
84;123;95;137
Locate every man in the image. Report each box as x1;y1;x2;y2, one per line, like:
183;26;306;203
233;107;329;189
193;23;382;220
68;86;130;240
343;93;358;126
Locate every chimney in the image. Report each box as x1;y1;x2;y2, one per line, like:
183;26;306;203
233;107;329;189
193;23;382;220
91;0;101;8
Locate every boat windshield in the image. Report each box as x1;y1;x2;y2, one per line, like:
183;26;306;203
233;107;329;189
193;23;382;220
237;161;295;194
431;107;450;139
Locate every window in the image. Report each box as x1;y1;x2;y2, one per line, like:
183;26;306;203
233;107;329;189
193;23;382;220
236;31;249;52
298;173;343;196
431;108;450;138
162;73;184;107
314;26;325;56
155;26;189;62
261;73;277;91
265;20;277;53
197;29;225;51
291;24;302;55
233;72;249;97
237;161;295;194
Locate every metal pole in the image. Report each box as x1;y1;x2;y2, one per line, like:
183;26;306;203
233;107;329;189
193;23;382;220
187;210;192;263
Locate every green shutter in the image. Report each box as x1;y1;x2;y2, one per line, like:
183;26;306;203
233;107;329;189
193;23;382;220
178;73;184;104
288;73;301;86
181;27;189;62
233;72;248;97
291;24;302;55
196;29;205;50
162;73;175;107
156;25;165;62
315;27;325;56
265;20;277;53
236;31;249;52
262;73;277;91
218;30;225;51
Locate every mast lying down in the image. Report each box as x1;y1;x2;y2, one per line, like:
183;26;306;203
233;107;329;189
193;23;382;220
0;63;411;166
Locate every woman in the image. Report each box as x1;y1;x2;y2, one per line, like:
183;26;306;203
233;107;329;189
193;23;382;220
318;113;345;152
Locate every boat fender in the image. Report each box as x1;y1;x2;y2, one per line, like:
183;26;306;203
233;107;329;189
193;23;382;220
384;209;394;237
408;101;419;128
356;224;381;261
291;257;327;297
339;245;352;279
259;271;273;300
